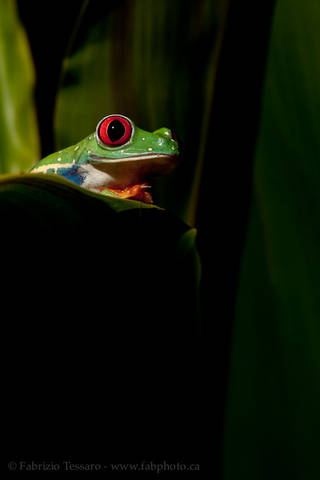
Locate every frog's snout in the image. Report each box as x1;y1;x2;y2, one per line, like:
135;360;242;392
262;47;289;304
152;127;179;156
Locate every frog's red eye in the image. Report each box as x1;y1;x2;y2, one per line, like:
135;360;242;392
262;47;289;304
97;115;133;147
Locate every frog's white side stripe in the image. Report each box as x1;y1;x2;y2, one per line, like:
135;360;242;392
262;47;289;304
30;163;75;174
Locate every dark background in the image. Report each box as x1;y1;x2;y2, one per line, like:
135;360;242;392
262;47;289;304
7;0;276;476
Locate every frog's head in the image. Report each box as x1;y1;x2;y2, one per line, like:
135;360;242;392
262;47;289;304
85;114;179;188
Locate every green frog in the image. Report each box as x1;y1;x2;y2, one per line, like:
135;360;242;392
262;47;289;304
30;114;179;203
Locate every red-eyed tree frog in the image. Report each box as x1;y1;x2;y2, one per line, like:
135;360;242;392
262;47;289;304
30;114;179;203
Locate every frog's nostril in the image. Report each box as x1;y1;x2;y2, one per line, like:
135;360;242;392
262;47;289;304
153;127;178;144
153;127;172;138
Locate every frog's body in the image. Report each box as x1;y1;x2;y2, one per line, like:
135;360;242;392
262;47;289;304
30;114;179;202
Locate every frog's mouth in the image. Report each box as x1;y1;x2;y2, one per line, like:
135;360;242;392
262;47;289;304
88;152;178;188
89;152;178;172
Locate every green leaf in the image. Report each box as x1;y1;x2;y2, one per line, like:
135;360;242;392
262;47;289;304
54;0;230;223
0;0;39;173
0;172;161;213
224;2;320;478
0;171;200;334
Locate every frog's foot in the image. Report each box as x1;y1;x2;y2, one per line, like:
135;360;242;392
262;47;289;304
100;183;153;204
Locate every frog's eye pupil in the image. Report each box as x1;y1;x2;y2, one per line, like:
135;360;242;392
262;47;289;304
97;115;132;147
108;120;125;142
